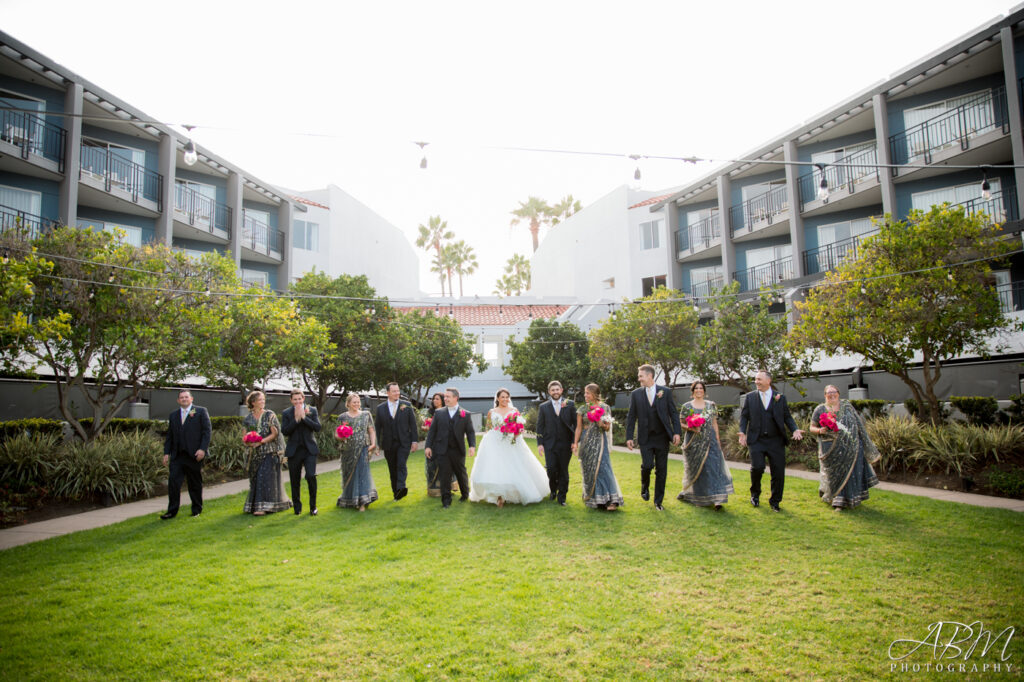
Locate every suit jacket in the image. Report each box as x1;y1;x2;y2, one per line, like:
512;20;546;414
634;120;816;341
625;385;681;446
375;399;418;450
281;405;322;457
739;388;799;445
536;399;576;452
164;405;212;460
424;407;476;457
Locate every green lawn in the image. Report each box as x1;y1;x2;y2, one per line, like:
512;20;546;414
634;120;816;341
1;439;1021;680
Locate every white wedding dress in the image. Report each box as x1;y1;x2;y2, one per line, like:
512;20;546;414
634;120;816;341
469;410;550;505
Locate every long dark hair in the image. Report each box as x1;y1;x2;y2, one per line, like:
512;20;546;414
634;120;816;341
429;392;445;416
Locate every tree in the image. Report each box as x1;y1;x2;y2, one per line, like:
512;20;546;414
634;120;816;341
505;319;590;400
504;253;531;291
382;308;487;405
493;273;520;297
0;225;233;441
790;206;1017;424
510;196;555;252
550;195;583;225
448;240;478;297
588;286;700;389
690;281;813;394
290;271;389;412
416;215;454;296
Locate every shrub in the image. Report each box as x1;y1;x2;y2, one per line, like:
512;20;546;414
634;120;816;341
911;423;978;477
971;424;1024;465
986;467;1024;497
521;406;539;434
716;405;737;423
210;416;244;432
207;423;250;475
51;432;164;503
0;432;62;491
788;401;818;423
904;398;950;423
77;418;163;436
949;396;1000;426
315;415;340;460
719;421;748;461
1005;394;1024;424
865;415;921;475
0;419;65;442
850;400;888;420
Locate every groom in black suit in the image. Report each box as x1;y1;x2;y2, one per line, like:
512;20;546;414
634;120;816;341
535;380;576;505
281;389;322;516
738;370;803;512
625;364;681;510
375;382;419;500
161;389;212;519
424;387;476;508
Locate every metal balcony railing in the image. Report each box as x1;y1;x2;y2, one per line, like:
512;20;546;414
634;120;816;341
889;87;1009;169
0;204;57;240
243;214;285;257
79;143;163;209
997;280;1024;314
802;229;880;275
730;184;788;235
0;108;67;172
677;213;721;255
796;146;879;208
733;256;794;291
949;186;1018;225
173;182;232;238
690;275;725;302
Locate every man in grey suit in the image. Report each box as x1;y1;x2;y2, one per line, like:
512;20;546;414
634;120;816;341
161;389;212;519
281;389;322;516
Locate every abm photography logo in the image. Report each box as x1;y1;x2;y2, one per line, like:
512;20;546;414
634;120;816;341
888;621;1016;674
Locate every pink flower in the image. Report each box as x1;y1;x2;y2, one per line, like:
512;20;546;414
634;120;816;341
587;406;605;423
242;431;262;444
818;412;838;432
685;414;706;430
459;409;466;418
423;418;432;429
336;424;354;439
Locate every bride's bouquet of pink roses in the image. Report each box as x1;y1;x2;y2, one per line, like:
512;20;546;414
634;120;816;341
499;411;526;443
587;405;614;432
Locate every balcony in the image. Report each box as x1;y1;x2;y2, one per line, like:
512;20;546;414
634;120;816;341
730;184;789;238
802;229;879;275
173;182;232;242
79;143;163;213
675;213;722;260
0;109;67;175
242;214;284;261
997;279;1024;314
733;256;794;292
797;146;879;211
0;204;57;240
950;186;1018;225
889;87;1009;171
690;275;725;303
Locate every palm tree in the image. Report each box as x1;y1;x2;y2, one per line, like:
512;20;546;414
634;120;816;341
416;215;454;295
430;248;456;298
493;273;520;297
449;240;478;297
504;253;531;291
509;197;554;252
551;195;583;225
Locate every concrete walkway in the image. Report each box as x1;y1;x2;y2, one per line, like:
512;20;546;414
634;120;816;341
2;449;1021;551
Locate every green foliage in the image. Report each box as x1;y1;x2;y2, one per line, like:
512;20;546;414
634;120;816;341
77;418;163;436
415;215;454;296
1005;394;1024;423
210;416;244;431
695;282;813;393
788;401;818;423
206;424;249;475
791;207;1019;425
505;319;590;400
911;424;979;477
0;432;62;491
904;398;950;424
719;421;748;461
950;395;1000;426
716;405;737;423
0;418;65;442
865;415;923;475
52;432;164;503
850;399;888;420
521;406;538;434
315;415;341;460
509;196;555;253
986;467;1024;497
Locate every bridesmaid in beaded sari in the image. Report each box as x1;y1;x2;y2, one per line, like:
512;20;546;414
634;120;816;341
677;381;734;510
573;383;624;510
809;385;880;511
336;393;379;511
242;390;292;515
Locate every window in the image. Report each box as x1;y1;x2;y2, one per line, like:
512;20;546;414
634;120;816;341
481;335;502;362
817;218;876;246
0;184;42;233
0;89;44;149
903;90;995;156
77;218;143;247
741;180;784;204
993;269;1014;313
241;268;269;287
639;219;661;250
293;219;320;251
689;265;723;285
641;275;667;297
911;180;1001;214
744;244;792;288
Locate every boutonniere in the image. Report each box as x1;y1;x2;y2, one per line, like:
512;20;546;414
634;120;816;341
188;408;196;418
773;394;781;403
459;409;467;418
656;390;664;399
399;404;407;411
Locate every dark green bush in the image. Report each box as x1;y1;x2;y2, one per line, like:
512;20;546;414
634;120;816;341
904;398;950;423
850;399;888;420
51;432;164;503
210;416;244;431
206;424;249;475
521;406;538;434
986;467;1024;497
315;415;341;460
0;432;62;491
717;405;737;423
77;417;164;435
788;401;818;422
950;396;1000;426
1005;394;1024;424
0;419;65;442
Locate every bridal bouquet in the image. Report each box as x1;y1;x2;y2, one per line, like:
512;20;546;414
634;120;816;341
587;406;614;432
242;431;262;444
499;411;526;443
685;413;706;430
818;412;848;434
336;424;354;439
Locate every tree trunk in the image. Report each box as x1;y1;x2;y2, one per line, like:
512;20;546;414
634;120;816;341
530;223;539;252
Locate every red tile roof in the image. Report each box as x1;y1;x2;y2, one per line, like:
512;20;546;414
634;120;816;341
629;192;675;209
291;196;329;210
398;304;569;325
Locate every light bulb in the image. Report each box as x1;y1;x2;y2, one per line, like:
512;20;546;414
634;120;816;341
183;140;198;166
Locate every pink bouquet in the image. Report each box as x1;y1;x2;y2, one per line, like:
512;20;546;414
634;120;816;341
499;411;526;442
586;406;605;423
423;418;432;429
685;414;706;430
242;431;262;444
336;424;354;439
818;412;839;432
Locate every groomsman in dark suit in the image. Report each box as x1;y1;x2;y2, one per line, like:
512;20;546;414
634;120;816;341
375;382;419;500
738;370;804;512
424;387;476;509
161;389;212;519
281;389;322;516
625;364;681;510
535;380;576;506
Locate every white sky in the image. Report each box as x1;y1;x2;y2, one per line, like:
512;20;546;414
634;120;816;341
2;0;1017;295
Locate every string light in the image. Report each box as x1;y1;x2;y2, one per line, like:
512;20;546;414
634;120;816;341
816;163;829;201
630;154;642;182
415;141;429;169
182;125;198;166
981;166;992;200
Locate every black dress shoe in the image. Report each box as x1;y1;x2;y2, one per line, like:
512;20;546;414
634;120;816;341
160;512;176;520
310;508;318;516
560;501;567;507
714;504;723;511
442;503;450;509
459;496;468;502
655;503;664;511
395;488;408;501
550;491;557;501
750;496;760;508
294;501;302;515
641;488;650;501
770;503;781;513
190;511;201;517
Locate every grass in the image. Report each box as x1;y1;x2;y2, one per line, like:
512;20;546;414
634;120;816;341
1;438;1022;680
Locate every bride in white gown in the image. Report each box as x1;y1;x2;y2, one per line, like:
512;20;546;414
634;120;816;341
469;388;551;507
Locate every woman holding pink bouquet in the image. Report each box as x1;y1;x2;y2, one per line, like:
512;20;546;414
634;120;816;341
677;381;733;510
336;393;379;511
573;383;623;510
242;390;292;516
809;385;879;511
469;388;549;507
